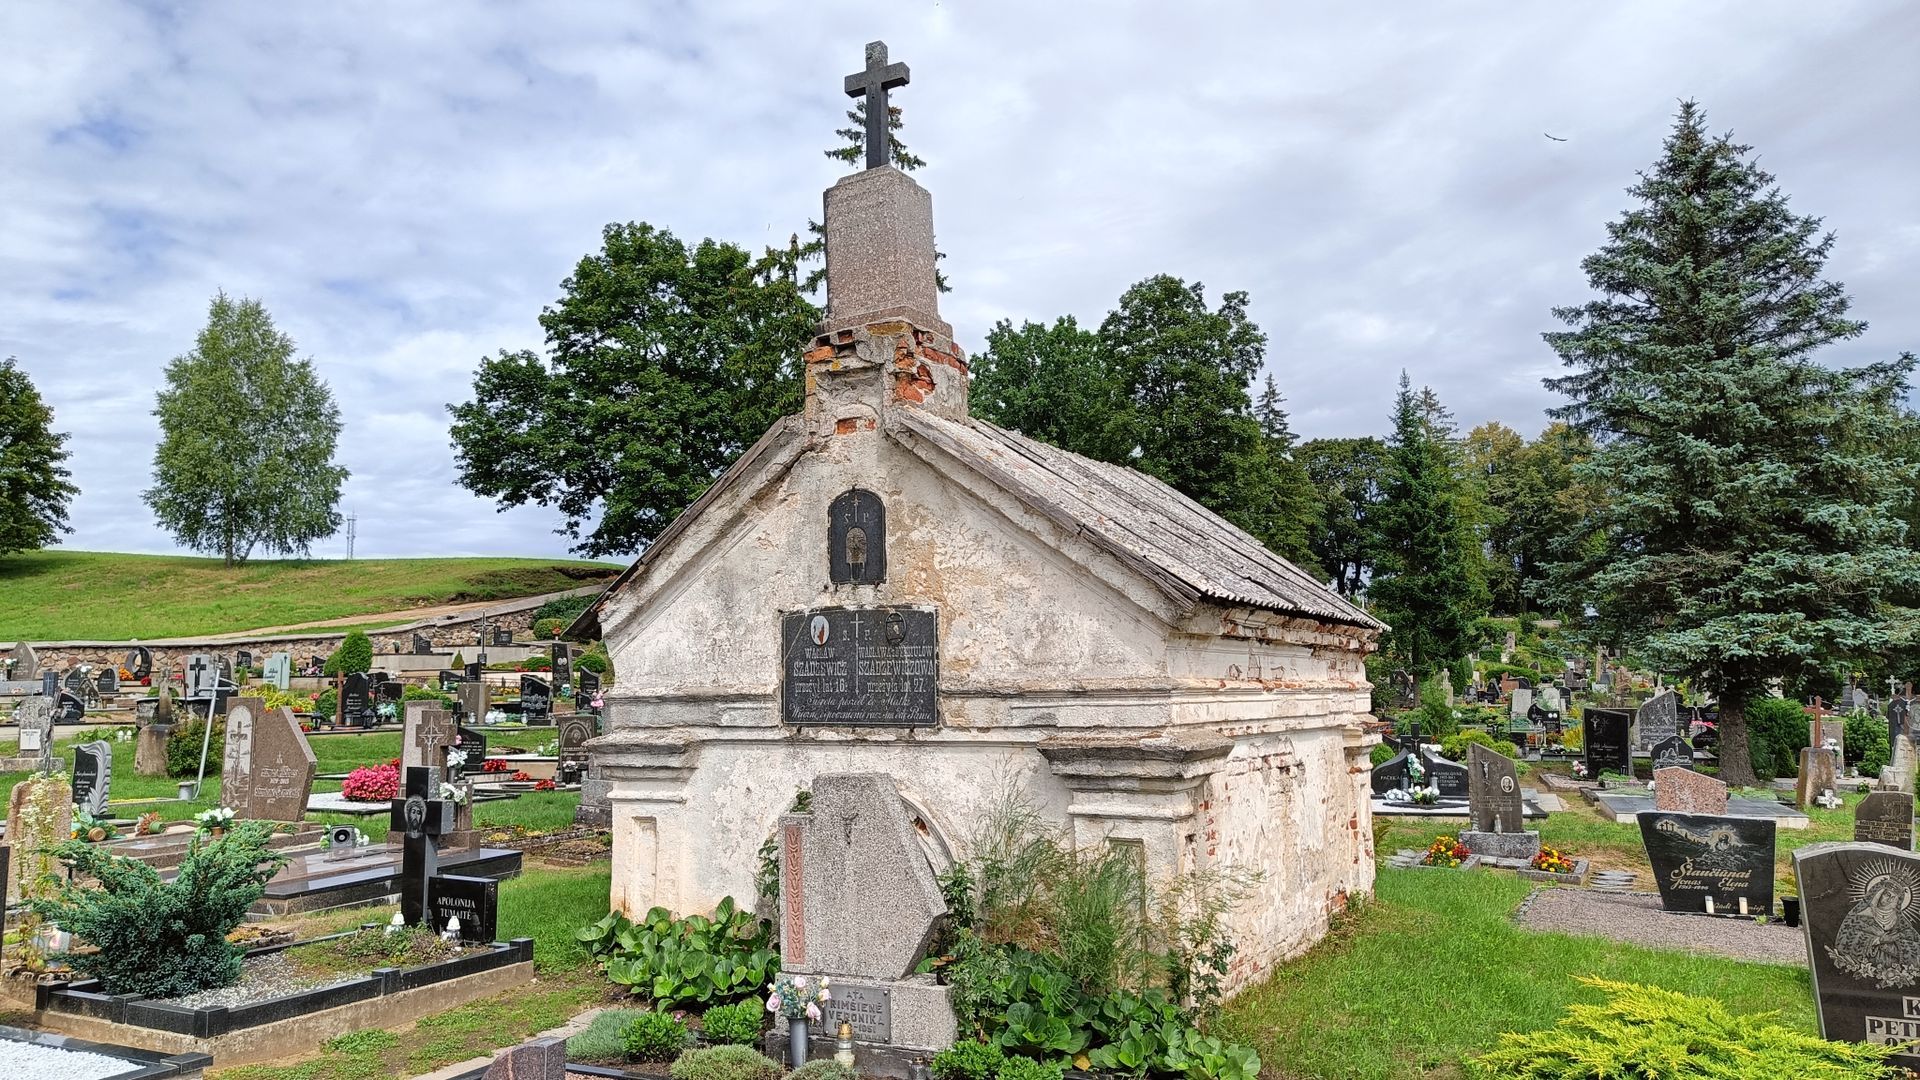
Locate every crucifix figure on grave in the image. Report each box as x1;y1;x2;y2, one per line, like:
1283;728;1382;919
389;766;457;927
844;40;909;170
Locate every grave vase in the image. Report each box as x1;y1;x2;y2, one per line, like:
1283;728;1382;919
789;1016;808;1066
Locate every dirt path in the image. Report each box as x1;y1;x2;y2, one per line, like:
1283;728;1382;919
198;588;597;641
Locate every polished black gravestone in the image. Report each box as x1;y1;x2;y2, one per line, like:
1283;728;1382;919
389;766;457;927
1796;842;1920;1068
439;669;462;692
578;670;601;698
429;873;499;941
465;661;483;681
341;672;374;726
1371;751;1416;794
1585;708;1632;777
1856;792;1916;851
1651;735;1694;772
72;740;111;815
1638;810;1776;915
781;606;937;727
550;644;572;692
518;675;551;719
456;726;489;776
1425;751;1469;799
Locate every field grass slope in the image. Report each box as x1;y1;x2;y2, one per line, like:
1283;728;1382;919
0;550;622;641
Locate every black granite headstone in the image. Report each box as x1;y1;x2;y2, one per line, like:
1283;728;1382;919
550;645;572;693
1371;752;1412;794
412;633;433;655
1651;735;1694;772
341;672;373;726
1796;842;1920;1069
54;691;85;724
72;741;110;814
519;675;551;719
377;680;404;704
439;670;462;692
389;766;456;927
1424;751;1469;798
1639;810;1776;915
1585;708;1632;777
464;661;483;681
1856;792;1916;851
578;670;601;698
455;726;488;775
95;668;119;694
428;873;499;942
125;646;152;680
493;629;513;646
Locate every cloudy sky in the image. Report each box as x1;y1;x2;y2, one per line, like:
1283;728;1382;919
4;2;1915;561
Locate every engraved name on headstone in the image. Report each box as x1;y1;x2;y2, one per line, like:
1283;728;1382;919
1855;791;1916;851
781;606;937;727
1796;842;1920;1070
1639;810;1775;915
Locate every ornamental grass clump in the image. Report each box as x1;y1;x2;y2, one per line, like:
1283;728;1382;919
30;821;289;997
668;1045;782;1080
1470;977;1897;1078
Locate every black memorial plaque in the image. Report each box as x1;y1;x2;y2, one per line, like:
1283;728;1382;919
439;670;462;692
1856;792;1916;851
377;680;404;704
1796;843;1920;1068
412;633;433;654
519;675;552;719
781;606;936;727
1639;810;1776;915
828;489;887;585
428;873;499;942
492;629;513;646
1585;708;1632;777
1651;735;1694;772
464;661;483;681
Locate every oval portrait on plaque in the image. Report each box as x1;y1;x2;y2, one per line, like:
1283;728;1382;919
810;615;831;646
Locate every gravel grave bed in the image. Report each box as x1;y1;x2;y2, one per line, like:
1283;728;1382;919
156;950;360;1010
1513;886;1806;966
2;1038;142;1080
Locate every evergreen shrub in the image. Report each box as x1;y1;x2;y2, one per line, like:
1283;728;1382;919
166;716;224;778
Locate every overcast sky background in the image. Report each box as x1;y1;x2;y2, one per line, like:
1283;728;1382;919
4;2;1915;562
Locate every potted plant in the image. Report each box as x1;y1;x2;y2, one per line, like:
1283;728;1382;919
193;806;236;838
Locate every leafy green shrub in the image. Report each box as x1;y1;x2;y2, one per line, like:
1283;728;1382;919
1745;696;1810;782
401;684;454;705
669;1045;781;1080
580;897;777;1008
30;822;289;996
1845;708;1889;776
324;629;374;676
625;1011;690;1062
1440;729;1520;763
1479;663;1544;688
996;1058;1063;1080
932;1040;1007;1080
577;642;611;675
788;1062;856;1080
314;686;337;718
534;592;594;626
534;617;569;639
166;716;224;778
699;1000;765;1046
1469;977;1895;1077
1369;742;1397;767
567;1009;649;1062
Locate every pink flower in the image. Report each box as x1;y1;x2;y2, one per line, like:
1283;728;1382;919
767;995;782;1012
805;1003;821;1022
819;990;831;1001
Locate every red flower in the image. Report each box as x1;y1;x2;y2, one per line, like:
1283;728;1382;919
534;779;556;792
510;770;533;782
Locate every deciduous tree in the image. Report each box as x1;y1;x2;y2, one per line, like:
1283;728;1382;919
0;357;78;555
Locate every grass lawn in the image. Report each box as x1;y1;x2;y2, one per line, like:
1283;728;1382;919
1217;867;1814;1080
0;550;619;640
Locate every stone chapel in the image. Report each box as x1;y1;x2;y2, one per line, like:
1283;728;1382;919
573;45;1384;996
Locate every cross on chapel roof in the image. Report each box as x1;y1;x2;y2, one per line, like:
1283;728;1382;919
844;41;909;171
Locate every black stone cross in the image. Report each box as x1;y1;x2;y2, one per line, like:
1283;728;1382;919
843;40;909;170
390;766;457;927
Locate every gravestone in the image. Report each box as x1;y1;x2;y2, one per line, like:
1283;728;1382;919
550;645;572;695
1584;708;1632;777
135;689;174;776
1509;687;1533;723
15;698;55;772
95;668;119;695
1637;690;1679;747
1891;737;1920;796
39;670;56;698
184;652;219;701
1796;842;1920;1070
377;680;404;707
439;669;463;692
482;1036;566;1080
1463;743;1537;859
454;725;488;776
12;642;40;680
402;704;457;772
412;633;433;655
71;741;111;816
390;766;457;927
6;774;71;903
493;628;513;646
263;652;292;691
1854;791;1915;851
1370;750;1415;794
216;656;234;686
780;773;955;1050
63;668;89;695
220;701;317;821
1654;766;1728;815
1799;746;1841;809
124;646;151;681
1650;735;1694;772
1639;810;1776;915
429;873;499;941
53;690;85;724
464;661;483;681
578;670;601;698
458;680;489;724
1891;697;1912;751
341;672;373;726
1425;751;1469;798
519;675;551;719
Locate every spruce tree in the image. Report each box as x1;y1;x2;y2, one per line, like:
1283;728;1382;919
1370;373;1489;691
1543;102;1920;785
1250;374;1323;567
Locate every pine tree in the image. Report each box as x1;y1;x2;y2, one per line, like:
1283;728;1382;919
1543;102;1920;785
1370;373;1489;691
0;357;78;555
145;293;348;565
1249;375;1323;567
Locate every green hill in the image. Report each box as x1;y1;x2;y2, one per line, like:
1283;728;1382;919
0;550;623;641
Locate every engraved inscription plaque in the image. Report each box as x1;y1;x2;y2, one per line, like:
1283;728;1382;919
781;606;936;726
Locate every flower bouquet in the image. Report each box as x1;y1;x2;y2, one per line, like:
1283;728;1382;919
534;778;556;791
1531;846;1576;875
1422;834;1470;868
768;974;831;1063
1571;760;1589;780
193;806;236;836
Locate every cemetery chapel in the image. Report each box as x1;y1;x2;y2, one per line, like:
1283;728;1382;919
579;43;1385;991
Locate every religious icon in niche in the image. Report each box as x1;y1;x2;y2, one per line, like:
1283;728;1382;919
828;489;887;585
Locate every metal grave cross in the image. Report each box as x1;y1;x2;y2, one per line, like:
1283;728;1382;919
843;40;909;170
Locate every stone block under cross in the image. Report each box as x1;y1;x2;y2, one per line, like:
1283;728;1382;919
389;766;457;928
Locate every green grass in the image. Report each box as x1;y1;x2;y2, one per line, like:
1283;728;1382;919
0;550;619;640
1216;868;1814;1080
